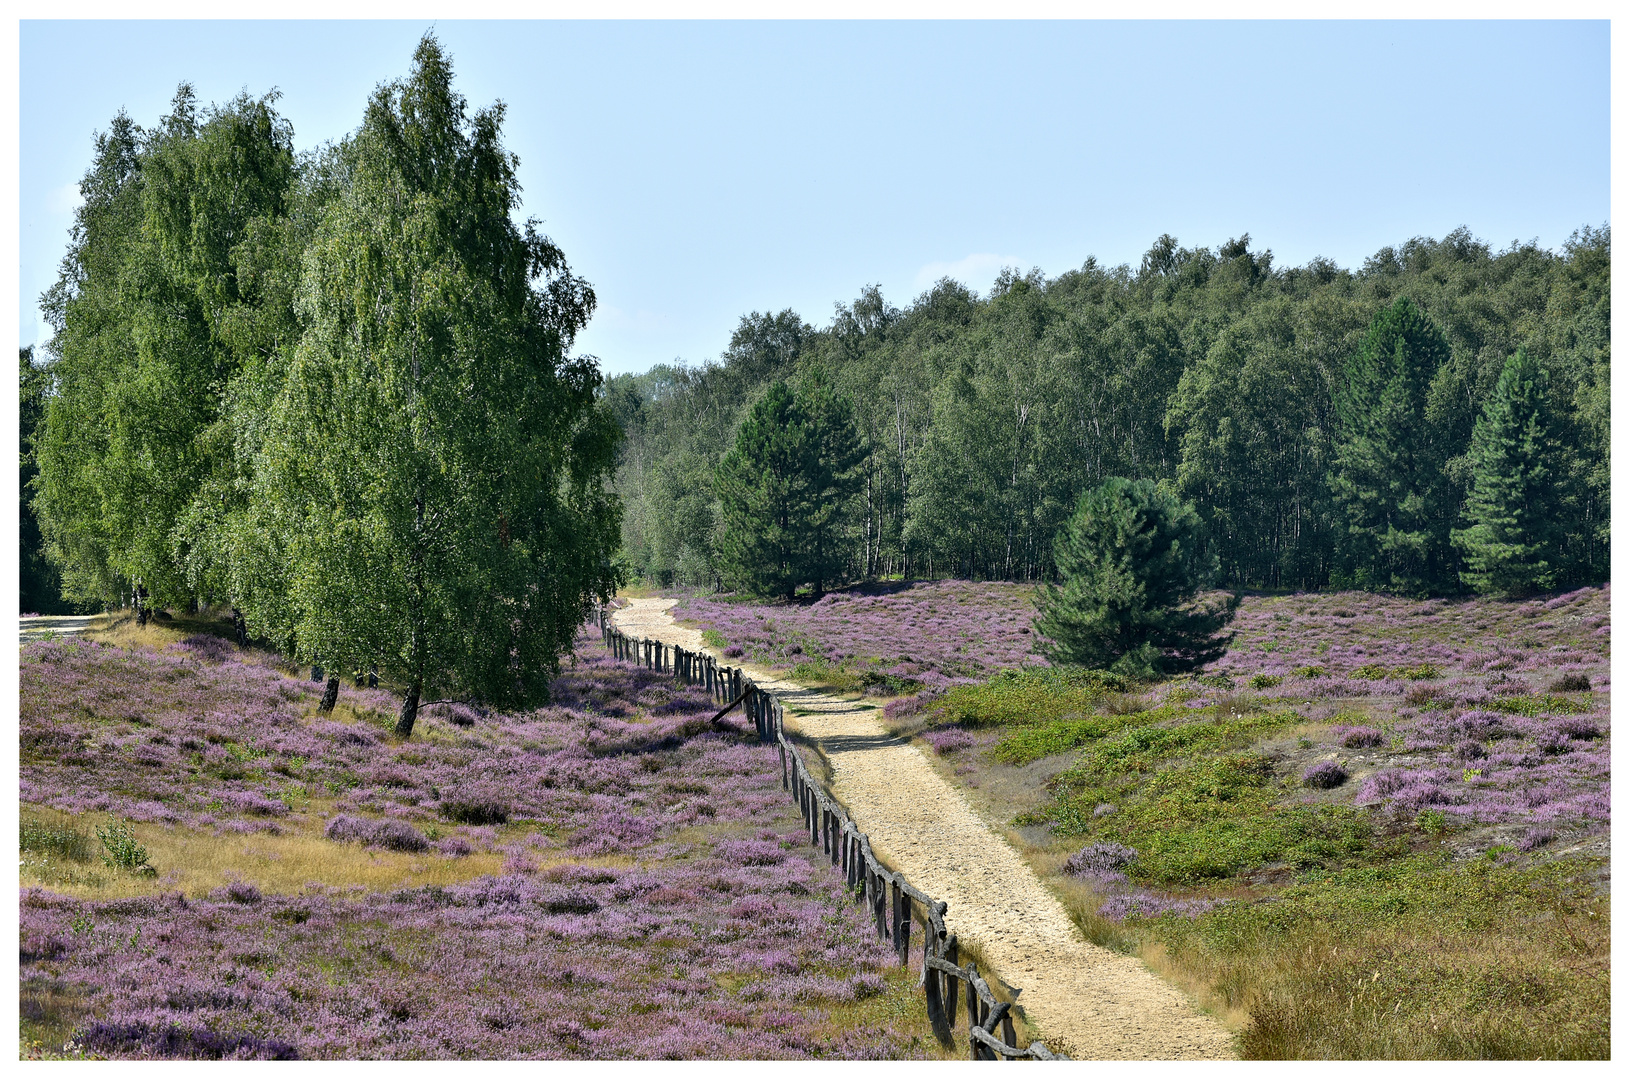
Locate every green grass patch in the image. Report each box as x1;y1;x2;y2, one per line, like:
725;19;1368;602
700;629;728;650
788;659;863;693
928;666;1127;729
1491;693;1593;716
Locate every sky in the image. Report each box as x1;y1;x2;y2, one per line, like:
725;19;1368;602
17;19;1611;377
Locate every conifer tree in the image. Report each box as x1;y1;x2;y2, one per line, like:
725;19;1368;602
715;370;863;598
716;381;809;599
1451;350;1565;595
1329;296;1457;593
1034;477;1235;677
794;367;865;596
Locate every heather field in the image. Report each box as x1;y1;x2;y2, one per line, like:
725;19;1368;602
678;581;1611;1058
18;625;942;1060
671;580;1046;695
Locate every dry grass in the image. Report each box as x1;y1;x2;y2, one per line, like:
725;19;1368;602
19;803;511;901
1101;691;1149;716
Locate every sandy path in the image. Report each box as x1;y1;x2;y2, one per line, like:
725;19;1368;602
19;614;99;646
611;596;1234;1060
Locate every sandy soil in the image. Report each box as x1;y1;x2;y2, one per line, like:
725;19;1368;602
611;596;1235;1060
19;614;99;646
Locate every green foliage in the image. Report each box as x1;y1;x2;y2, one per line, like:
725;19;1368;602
226;37;620;735
95;819;154;874
1329;296;1459;594
607;309;811;588
1490;693;1591;717
715;369;864;597
1034;477;1236;677
35;87;300;609
1452;350;1568;595
20;348;70;613
613;228;1611;594
20;817;92;862
1014;704;1368;884
930;666;1127;731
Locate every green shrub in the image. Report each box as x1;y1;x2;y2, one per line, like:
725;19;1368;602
1394;663;1441;681
858;669;923;696
700;629;728;651
96;819;155;875
1249;673;1283;689
1292;665;1325;678
1352;663;1390;680
929;667;1123;729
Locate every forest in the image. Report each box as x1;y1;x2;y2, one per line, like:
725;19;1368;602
610;226;1609;597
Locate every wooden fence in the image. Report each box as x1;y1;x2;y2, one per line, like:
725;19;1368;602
598;611;1068;1061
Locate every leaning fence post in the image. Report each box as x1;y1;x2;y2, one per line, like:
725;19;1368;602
943;935;960;1037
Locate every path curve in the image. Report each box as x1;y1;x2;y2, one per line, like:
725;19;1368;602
612;596;1234;1060
19;614;99;646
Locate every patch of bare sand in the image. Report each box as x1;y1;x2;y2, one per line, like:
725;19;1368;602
611;596;1235;1060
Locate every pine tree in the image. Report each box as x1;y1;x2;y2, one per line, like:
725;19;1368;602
715;381;809;599
1451;350;1565;595
1329;296;1457;594
794;367;864;596
714;371;863;598
1034;477;1235;677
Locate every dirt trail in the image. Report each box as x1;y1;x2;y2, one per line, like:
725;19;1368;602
19;614;99;646
611;596;1234;1060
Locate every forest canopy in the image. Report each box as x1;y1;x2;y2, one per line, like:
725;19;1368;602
610;228;1609;598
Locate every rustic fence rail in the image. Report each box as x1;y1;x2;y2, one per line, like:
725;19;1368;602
597;609;1067;1061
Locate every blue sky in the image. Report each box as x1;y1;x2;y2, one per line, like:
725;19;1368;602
19;20;1610;376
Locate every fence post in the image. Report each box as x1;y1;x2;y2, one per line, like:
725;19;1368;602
943;935;960;1038
966;962;984;1059
899;886;912;964
924;948;952;1048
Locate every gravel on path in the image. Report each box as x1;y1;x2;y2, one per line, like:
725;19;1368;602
19;614;100;646
611;596;1235;1060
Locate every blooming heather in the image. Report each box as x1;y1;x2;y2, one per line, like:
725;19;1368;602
19;628;927;1060
674;580;1048;689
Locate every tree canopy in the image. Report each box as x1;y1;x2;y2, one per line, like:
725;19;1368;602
30;36;622;734
610;227;1609;598
715;369;863;599
1034;477;1235;676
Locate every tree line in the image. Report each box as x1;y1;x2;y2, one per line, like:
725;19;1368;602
24;37;622;734
610;227;1609;598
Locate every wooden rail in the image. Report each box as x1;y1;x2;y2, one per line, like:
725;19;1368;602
598;609;1068;1061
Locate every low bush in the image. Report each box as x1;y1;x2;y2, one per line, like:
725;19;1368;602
439;799;510;826
1302;762;1349;789
323;814;430;853
21;817;93;862
96;820;154;875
